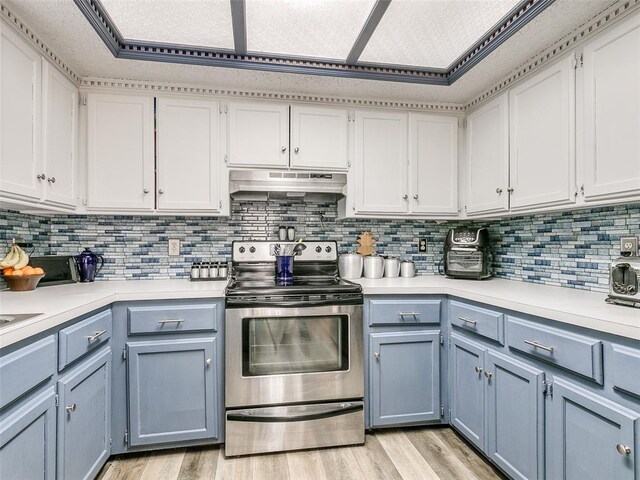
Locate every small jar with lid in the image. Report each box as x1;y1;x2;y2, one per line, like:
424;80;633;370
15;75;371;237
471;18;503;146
190;262;201;279
200;262;210;279
218;262;228;278
210;262;219;278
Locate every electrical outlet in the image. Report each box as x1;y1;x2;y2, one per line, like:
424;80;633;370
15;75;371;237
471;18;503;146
620;236;638;256
168;239;180;256
418;238;427;253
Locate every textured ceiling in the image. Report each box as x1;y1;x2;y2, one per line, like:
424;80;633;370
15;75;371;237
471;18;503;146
2;0;616;105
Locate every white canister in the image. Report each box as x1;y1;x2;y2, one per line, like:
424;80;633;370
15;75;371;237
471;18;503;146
338;253;363;279
384;257;401;278
363;255;385;279
400;260;415;278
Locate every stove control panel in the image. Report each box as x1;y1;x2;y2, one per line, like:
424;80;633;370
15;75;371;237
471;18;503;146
232;241;338;262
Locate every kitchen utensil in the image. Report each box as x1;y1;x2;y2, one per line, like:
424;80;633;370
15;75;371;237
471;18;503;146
2;273;45;291
293;242;306;255
356;232;376;256
384;257;401;278
363;255;385;279
339;253;363;279
400;260;415;278
74;248;104;282
275;255;294;284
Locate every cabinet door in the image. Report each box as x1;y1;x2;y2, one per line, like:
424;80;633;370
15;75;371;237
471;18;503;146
548;377;638;480
127;338;217;446
465;94;509;215
370;331;440;426
0;23;42;201
450;333;485;450
228;101;289;168
57;348;111;480
0;387;56;480
582;14;640;201
354;110;408;214
409;113;458;214
509;57;575;211
86;94;154;211
42;63;77;208
290;105;348;171
157;97;221;211
485;350;545;480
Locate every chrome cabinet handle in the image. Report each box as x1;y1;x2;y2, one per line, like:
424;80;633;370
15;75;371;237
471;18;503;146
66;403;77;413
373;352;380;360
281;146;287;152
294;147;299;153
143;188;149;194
47;176;56;184
496;188;503;194
37;173;46;181
413;194;419;200
403;194;408;200
524;340;554;353
157;319;185;325
475;366;483;374
484;371;493;379
398;312;420;317
616;444;631;456
458;316;477;326
158;189;164;195
86;330;107;342
206;358;212;367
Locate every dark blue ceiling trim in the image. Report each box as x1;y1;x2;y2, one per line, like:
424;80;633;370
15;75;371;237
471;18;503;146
230;0;247;56
346;0;392;65
74;0;554;86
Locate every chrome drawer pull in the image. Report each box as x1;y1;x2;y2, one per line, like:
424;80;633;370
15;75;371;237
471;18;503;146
458;316;477;326
616;444;631;456
157;319;185;325
398;312;420;317
86;330;107;342
524;340;554;353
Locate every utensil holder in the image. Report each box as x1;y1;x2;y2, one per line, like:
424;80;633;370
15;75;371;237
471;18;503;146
275;255;294;285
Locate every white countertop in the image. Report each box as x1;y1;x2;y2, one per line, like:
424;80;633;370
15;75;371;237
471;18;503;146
1;276;638;349
0;280;227;348
353;276;640;341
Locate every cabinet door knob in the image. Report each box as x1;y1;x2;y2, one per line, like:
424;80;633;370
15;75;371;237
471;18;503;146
616;444;631;456
37;173;46;181
507;187;514;193
496;188;503;194
484;370;493;379
294;147;299;153
158;189;164;195
206;358;212;367
281;146;287;152
65;403;77;413
47;177;56;184
402;194;408;200
373;352;380;360
143;188;149;194
474;366;483;374
413;194;419;200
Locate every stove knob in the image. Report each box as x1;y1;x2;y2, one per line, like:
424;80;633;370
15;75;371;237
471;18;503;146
315;246;322;253
239;246;245;254
325;246;332;253
249;246;256;253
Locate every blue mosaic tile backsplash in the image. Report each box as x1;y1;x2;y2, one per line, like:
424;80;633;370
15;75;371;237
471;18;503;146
1;202;639;293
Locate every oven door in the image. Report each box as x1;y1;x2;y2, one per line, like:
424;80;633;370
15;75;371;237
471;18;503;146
225;304;363;407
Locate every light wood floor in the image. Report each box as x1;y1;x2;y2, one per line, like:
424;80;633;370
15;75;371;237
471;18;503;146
97;427;506;480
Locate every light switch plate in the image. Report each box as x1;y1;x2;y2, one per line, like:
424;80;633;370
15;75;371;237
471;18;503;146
620;236;638;256
168;239;180;256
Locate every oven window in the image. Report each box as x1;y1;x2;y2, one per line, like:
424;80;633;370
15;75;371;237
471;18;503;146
242;315;349;376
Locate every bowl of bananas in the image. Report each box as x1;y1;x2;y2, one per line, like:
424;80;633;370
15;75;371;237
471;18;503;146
1;243;45;292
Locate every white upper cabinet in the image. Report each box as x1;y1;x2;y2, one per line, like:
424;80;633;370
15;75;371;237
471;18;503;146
354;110;408;214
156;97;222;212
509;56;576;211
228;101;289;168
409;113;458;215
42;63;77;208
0;24;42;201
86;94;154;211
581;13;640;201
290;105;349;171
465;94;510;216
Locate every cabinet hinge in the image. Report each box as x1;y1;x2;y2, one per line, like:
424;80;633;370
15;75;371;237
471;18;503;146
347;160;351;168
458;119;467;128
224;154;228;164
219;200;222;209
543;380;553;397
574;185;579;197
579;53;584;67
80;95;87;106
122;347;127;360
219;106;223;114
224;105;228;114
54;394;59;407
580;184;585;196
124;429;128;444
440;405;445;417
82;198;87;206
440;334;444;346
448;337;451;348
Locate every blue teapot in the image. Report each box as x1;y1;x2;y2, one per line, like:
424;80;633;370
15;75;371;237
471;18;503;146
75;248;104;282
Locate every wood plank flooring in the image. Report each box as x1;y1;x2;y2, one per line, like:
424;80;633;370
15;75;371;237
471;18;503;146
97;427;507;480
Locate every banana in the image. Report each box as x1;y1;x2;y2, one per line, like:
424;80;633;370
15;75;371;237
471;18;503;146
13;245;29;270
0;246;15;267
0;245;19;268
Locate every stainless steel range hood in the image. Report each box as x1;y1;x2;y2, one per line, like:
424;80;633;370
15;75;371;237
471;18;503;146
229;170;347;202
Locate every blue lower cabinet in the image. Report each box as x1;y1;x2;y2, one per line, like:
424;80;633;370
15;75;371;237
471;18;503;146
485;350;545;480
547;377;639;480
57;348;111;480
0;387;57;480
370;330;440;427
450;333;486;450
127;338;218;446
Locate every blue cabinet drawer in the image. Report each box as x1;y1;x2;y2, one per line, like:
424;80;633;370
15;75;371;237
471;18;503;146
128;303;218;335
368;298;441;326
611;344;640;398
449;300;504;344
0;336;56;410
58;309;112;370
507;316;604;383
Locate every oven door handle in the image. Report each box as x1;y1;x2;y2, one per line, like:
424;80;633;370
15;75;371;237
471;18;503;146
227;403;363;423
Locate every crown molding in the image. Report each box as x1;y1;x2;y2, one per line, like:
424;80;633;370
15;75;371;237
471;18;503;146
0;2;81;85
465;0;640;111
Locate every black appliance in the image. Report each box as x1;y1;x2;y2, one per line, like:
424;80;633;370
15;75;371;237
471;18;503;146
444;228;492;279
